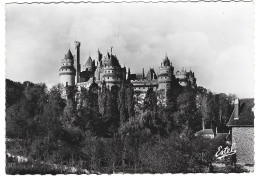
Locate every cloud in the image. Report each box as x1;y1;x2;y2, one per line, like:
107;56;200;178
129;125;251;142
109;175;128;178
210;45;254;98
6;2;254;98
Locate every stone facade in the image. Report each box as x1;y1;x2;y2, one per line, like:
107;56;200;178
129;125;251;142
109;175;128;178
59;49;76;86
59;42;197;103
232;127;254;165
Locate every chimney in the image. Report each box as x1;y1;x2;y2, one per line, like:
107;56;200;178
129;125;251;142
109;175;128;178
234;99;239;120
74;41;81;83
142;68;145;79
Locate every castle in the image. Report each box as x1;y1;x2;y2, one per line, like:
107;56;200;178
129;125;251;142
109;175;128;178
59;41;197;102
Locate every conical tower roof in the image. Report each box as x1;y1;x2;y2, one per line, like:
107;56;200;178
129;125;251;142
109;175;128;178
163;54;171;66
65;49;74;60
85;56;92;67
104;54;120;67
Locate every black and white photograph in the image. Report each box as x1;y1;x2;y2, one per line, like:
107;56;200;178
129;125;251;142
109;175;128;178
3;0;256;175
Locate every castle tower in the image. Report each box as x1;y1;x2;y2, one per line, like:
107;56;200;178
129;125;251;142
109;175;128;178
59;49;76;86
176;67;189;87
188;71;197;88
102;49;122;89
74;41;81;83
157;54;174;103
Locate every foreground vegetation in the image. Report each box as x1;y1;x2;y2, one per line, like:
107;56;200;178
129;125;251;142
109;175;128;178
6;79;238;173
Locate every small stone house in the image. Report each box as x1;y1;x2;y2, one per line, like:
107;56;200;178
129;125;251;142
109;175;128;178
226;98;254;165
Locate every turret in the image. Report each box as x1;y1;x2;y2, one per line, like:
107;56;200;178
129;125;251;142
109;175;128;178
59;49;76;86
158;54;174;105
158;54;174;86
175;68;196;88
176;67;188;87
146;68;157;81
188;71;197;88
102;49;122;89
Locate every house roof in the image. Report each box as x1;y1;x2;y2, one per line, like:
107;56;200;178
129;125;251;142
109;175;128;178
215;133;229;140
195;129;214;136
226;98;254;127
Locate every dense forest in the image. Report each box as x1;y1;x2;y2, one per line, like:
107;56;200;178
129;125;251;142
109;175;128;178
6;78;241;174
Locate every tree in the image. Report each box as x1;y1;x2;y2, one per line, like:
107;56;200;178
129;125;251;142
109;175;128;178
6;82;48;139
174;91;201;133
62;99;76;127
197;89;212;130
41;84;66;142
6;98;30;138
126;83;135;118
6;79;25;108
143;88;157;113
118;82;127;124
105;86;120;136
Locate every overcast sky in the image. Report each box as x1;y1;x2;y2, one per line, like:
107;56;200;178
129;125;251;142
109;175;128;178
6;2;254;98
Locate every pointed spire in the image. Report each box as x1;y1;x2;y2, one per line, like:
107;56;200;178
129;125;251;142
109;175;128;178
87;55;92;61
98;48;102;62
111;46;113;55
65;49;74;60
